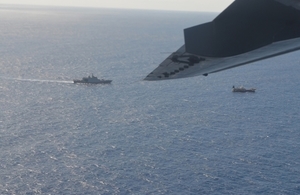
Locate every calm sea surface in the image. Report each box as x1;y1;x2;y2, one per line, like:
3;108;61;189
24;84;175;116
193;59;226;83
1;5;300;195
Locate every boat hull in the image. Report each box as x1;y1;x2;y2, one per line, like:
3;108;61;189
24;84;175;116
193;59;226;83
73;80;112;84
232;88;255;93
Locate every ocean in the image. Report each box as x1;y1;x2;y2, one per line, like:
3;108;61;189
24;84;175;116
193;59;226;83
0;5;300;195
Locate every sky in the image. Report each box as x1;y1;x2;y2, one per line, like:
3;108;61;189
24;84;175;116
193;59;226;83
0;0;234;12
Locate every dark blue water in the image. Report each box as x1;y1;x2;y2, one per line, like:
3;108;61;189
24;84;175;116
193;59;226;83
1;5;300;195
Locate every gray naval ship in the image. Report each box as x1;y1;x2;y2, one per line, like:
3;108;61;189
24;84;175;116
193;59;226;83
73;74;112;84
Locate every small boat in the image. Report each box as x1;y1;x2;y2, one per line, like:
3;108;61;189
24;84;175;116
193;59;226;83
232;86;255;92
73;74;112;84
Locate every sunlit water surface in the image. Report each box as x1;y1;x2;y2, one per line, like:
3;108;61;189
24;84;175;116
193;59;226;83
1;5;300;194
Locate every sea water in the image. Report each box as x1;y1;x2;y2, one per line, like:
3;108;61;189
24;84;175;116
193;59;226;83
0;5;300;195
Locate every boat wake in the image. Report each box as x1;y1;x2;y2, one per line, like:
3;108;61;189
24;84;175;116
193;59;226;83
0;77;73;84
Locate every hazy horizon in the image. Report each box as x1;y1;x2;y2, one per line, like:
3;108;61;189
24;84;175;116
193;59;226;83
0;0;233;12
